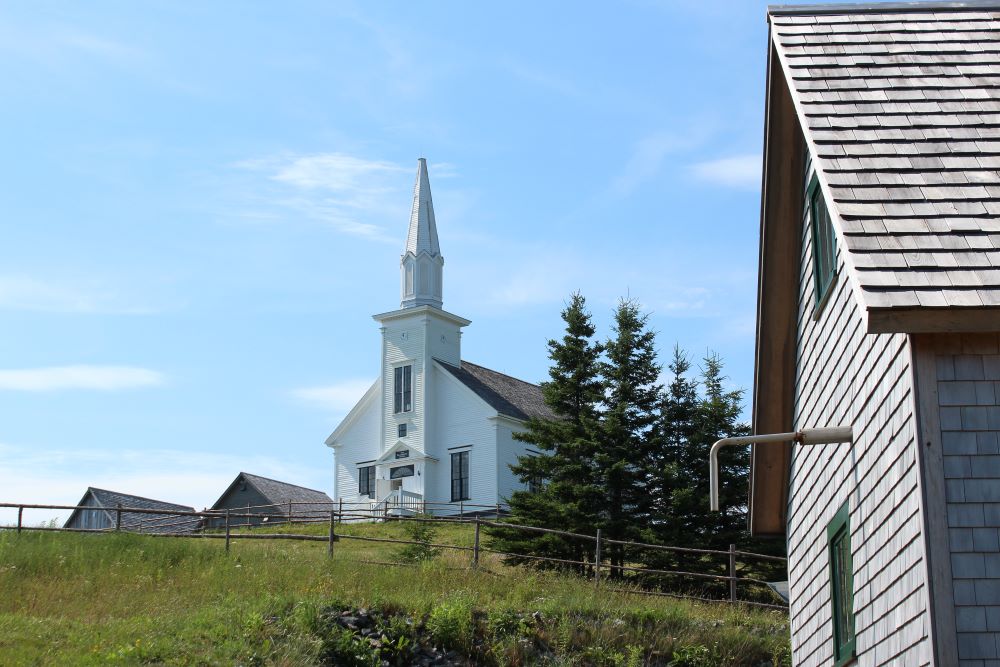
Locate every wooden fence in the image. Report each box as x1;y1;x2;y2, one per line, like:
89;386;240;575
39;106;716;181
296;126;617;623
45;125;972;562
0;501;788;610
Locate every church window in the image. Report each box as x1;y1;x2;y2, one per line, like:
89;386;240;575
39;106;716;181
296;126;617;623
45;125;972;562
808;174;837;309
358;466;375;498
398;423;407;437
451;451;470;501
394;365;412;413
827;502;855;667
390;464;414;479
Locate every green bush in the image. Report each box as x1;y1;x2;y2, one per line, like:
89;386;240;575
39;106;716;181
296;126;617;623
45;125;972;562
426;593;474;653
395;515;441;563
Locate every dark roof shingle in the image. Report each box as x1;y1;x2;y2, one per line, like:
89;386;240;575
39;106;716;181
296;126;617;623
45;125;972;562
436;359;555;422
67;487;198;534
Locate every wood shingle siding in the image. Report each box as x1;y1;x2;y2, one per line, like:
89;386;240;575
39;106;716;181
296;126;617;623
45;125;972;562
787;158;931;666
925;333;1000;664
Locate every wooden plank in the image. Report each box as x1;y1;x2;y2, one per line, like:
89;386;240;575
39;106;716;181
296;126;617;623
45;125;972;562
751;39;806;537
910;334;960;667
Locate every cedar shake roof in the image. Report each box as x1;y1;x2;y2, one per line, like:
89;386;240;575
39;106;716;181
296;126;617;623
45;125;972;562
436;359;556;422
223;472;334;514
65;487;198;534
770;1;1000;331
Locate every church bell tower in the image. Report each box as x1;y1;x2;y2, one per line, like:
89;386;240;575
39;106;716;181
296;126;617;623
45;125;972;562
400;158;444;309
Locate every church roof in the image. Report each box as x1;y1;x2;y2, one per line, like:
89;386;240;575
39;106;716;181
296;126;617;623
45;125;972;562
405;157;440;256
65;487;198;534
770;2;1000;330
436;359;555;422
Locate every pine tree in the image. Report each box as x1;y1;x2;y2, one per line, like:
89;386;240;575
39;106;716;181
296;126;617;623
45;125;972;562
488;292;604;568
597;299;661;574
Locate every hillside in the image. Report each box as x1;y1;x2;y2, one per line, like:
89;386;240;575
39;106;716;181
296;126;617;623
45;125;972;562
0;523;789;666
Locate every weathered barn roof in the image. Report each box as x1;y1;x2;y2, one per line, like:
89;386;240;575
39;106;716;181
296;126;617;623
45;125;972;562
436;360;555;422
770;0;1000;332
64;487;198;534
211;472;333;516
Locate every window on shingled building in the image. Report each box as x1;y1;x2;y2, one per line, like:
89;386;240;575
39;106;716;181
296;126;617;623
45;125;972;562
808;174;837;308
827;502;855;667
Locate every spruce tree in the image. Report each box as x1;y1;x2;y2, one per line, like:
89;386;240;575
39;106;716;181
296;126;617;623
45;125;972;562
488;292;604;568
597;299;661;574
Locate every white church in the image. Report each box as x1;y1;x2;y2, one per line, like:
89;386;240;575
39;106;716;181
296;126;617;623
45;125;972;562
325;159;553;514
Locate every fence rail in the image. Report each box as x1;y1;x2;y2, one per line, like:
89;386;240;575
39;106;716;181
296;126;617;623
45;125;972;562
0;501;788;609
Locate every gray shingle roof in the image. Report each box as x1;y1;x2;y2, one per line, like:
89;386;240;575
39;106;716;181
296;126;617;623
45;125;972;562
770;3;1000;314
66;487;198;534
436;359;555;422
238;472;333;515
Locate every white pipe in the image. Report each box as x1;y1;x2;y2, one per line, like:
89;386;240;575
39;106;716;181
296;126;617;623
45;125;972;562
709;426;853;512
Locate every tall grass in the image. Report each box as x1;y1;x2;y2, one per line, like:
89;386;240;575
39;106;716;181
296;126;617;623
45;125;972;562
0;528;789;665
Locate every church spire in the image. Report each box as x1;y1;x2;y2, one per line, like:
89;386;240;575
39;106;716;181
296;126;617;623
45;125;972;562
400;158;444;309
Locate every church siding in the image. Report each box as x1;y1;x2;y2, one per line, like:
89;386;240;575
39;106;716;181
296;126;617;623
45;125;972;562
332;389;381;508
431;362;498;509
785;160;930;666
382;317;427;459
495;419;531;505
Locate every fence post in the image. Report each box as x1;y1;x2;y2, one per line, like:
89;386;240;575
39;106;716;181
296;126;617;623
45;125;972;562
338;498;343;524
288;500;292;524
115;504;122;531
473;517;481;569
328;511;336;557
459;501;464;518
495;503;501;520
17;506;23;534
729;544;737;603
225;510;231;553
594;529;602;589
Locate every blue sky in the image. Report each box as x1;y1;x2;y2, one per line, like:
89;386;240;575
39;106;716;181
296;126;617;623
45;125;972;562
0;1;806;522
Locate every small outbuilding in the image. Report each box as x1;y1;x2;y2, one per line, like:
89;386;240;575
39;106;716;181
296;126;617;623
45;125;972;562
63;487;198;534
206;472;333;528
747;2;1000;666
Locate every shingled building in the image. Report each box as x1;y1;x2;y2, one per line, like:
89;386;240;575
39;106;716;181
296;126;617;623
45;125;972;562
63;487;198;534
749;2;1000;665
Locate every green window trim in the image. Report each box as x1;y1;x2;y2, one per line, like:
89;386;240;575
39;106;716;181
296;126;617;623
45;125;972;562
807;174;837;311
828;501;856;667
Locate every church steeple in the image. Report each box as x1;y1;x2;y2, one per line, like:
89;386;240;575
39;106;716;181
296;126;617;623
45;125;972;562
400;158;444;309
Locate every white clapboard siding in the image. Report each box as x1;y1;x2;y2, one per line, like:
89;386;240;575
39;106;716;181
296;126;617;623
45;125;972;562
495;419;533;503
382;317;427;457
787;160;931;666
930;336;1000;666
431;362;498;508
333;386;381;506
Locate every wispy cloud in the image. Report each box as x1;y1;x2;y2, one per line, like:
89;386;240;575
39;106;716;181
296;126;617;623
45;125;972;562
0;276;156;314
0;366;165;392
234;152;416;241
291;378;375;414
690;154;761;190
611;128;712;196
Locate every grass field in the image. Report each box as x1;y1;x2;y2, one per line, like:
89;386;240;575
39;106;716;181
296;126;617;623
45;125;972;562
0;522;790;666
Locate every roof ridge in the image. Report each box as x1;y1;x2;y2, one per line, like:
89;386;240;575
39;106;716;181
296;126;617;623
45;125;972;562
88;487;193;510
239;472;329;495
769;1;1000;15
457;359;543;388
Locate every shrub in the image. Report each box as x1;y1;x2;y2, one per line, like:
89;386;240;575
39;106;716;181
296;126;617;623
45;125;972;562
395;515;441;564
426;594;474;653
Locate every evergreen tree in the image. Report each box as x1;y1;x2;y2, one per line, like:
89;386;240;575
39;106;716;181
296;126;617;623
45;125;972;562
488;292;604;568
596;299;661;574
